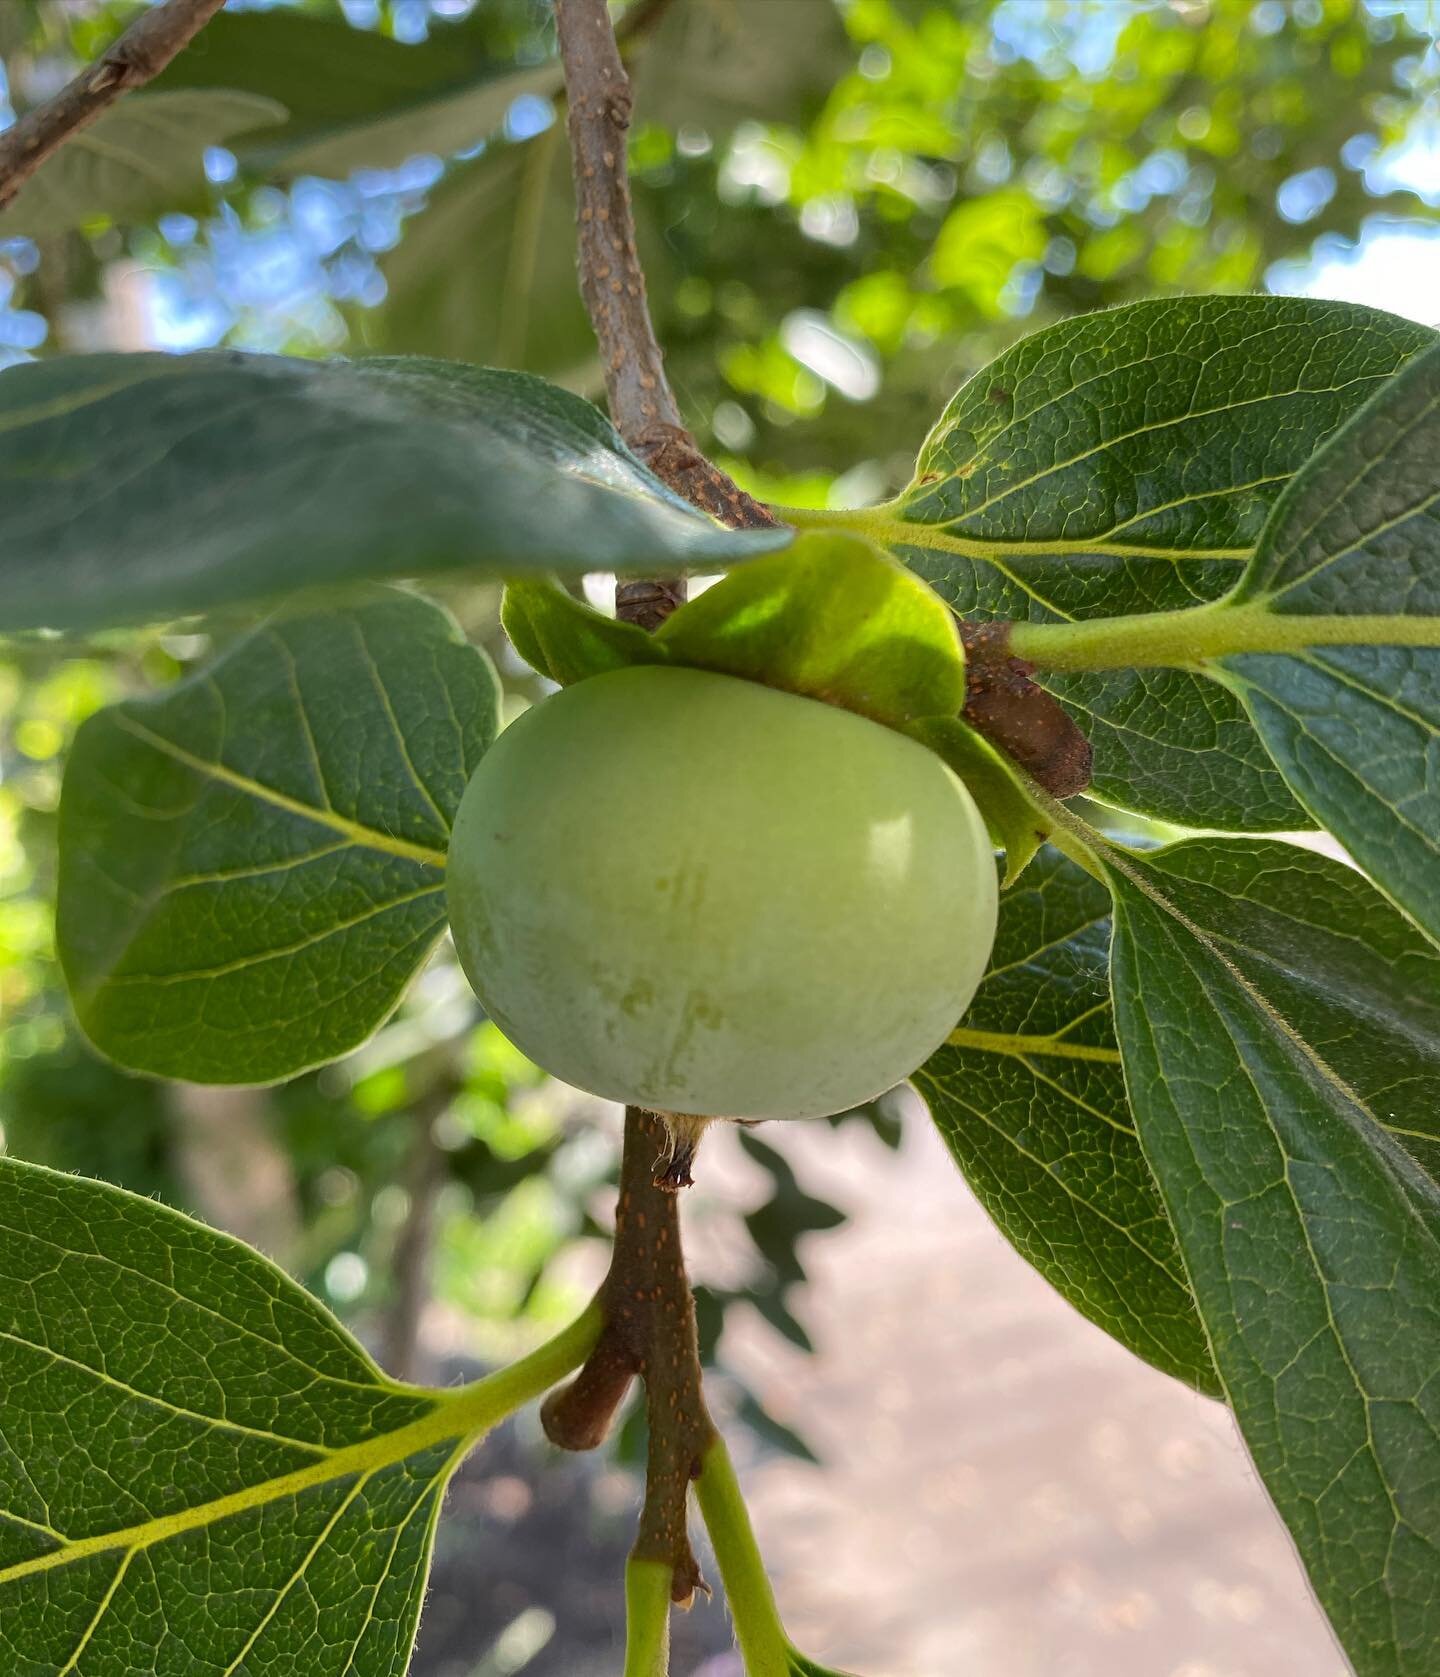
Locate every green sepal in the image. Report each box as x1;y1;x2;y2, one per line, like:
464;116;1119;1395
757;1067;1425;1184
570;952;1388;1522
501;577;665;686
905;715;1049;885
501;533;969;736
657;533;966;728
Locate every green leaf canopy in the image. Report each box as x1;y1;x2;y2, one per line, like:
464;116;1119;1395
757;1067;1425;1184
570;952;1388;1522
153;5;560;177
379;125;600;381
0;353;787;633
58;591;497;1084
1106;839;1440;1676
630;0;852;134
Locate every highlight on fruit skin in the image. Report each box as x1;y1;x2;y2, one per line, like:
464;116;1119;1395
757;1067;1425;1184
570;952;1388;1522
447;665;998;1125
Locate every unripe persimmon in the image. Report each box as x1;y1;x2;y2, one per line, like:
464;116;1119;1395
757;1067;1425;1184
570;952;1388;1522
448;666;996;1123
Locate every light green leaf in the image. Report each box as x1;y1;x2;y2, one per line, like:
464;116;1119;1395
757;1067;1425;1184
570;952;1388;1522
0;1156;597;1677
820;295;1433;825
57;591;497;1084
1107;842;1440;1676
631;0;851;135
0;90;287;237
501;578;664;687
929;188;1047;316
1219;338;1440;944
0;353;787;633
378;125;598;379
904;716;1050;885
657;534;966;728
913;846;1218;1394
154;7;558;177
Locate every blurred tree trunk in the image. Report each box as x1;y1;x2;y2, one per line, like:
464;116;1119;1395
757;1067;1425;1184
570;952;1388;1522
169;1083;302;1265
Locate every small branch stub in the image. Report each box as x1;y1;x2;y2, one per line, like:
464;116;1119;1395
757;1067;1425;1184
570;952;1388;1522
0;0;227;213
960;621;1093;800
541;1110;716;1604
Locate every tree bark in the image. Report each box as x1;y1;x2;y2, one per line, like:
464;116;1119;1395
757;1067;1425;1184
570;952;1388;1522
0;0;227;213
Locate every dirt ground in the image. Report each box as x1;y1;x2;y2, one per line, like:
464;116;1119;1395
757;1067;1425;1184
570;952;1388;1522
414;1100;1349;1677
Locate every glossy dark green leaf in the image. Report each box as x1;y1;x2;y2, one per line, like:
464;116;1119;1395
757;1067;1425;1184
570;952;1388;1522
846;296;1432;824
0;91;287;237
58;591;497;1084
631;0;851;135
657;535;966;728
0;1156;595;1677
1216;338;1440;944
913;847;1218;1393
899;296;1426;555
0;353;786;633
154;6;559;176
1107;841;1440;1676
1144;839;1440;1184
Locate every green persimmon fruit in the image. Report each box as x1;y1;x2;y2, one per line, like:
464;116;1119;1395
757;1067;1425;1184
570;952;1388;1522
448;665;996;1123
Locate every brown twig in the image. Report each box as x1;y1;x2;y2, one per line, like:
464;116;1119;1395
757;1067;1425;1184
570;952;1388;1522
541;1110;715;1604
0;0;227;214
553;0;779;534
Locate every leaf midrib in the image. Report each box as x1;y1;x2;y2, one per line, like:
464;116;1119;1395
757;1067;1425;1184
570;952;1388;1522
945;1024;1122;1064
0;1306;599;1591
0;1397;452;1589
785;504;1251;566
112;712;449;869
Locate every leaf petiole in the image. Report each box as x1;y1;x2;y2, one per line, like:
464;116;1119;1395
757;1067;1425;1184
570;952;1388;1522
692;1436;792;1677
624;1558;675;1677
1008;599;1440;672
